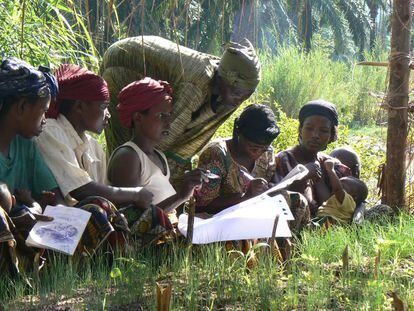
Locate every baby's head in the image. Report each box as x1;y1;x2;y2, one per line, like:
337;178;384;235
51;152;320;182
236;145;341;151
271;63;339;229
340;176;368;205
0;183;14;213
330;147;361;178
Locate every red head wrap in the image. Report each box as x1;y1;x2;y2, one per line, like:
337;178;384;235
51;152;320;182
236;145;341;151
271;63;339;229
117;77;173;128
46;64;110;118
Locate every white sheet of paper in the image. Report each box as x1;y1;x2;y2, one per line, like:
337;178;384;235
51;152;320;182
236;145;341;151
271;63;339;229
178;194;292;244
263;164;309;196
26;205;91;256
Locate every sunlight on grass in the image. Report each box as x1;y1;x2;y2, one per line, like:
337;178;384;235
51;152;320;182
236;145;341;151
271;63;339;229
2;214;413;310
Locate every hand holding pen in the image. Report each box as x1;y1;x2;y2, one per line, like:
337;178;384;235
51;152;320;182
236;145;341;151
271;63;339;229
180;169;220;201
240;168;269;196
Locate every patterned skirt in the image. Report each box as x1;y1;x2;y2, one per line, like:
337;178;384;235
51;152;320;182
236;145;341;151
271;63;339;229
280;190;310;234
76;197;173;252
1;197;173;277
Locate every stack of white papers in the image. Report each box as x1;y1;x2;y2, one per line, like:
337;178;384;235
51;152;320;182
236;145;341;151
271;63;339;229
178;194;293;244
26;205;91;255
178;164;309;244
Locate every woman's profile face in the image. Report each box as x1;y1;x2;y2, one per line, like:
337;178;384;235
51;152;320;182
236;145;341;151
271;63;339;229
80;100;111;135
18;94;51;138
299;115;332;152
238;135;270;161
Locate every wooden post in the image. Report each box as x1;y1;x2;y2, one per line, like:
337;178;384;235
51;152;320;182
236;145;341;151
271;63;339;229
156;281;172;311
269;215;279;250
384;0;412;209
391;291;408;311
374;249;381;280
341;244;349;273
186;197;196;244
269;215;283;263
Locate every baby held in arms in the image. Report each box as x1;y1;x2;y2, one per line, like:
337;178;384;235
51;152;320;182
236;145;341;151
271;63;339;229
0;182;54;227
315;159;368;225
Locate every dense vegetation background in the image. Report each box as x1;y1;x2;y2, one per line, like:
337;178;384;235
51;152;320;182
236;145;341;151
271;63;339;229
0;0;393;125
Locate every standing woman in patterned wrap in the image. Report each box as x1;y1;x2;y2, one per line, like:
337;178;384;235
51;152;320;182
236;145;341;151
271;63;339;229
101;36;261;189
0;57;62;275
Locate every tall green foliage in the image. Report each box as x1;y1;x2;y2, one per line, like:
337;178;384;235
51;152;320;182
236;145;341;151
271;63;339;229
0;0;391;127
0;0;99;68
258;47;388;125
0;0;392;68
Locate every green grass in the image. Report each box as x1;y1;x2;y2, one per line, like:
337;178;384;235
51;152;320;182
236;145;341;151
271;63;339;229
2;213;414;310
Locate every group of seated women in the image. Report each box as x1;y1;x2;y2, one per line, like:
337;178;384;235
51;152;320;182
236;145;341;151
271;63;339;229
0;56;368;278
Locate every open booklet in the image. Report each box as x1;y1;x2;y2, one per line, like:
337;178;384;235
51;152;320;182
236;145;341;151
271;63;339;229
26;205;91;256
178;164;309;244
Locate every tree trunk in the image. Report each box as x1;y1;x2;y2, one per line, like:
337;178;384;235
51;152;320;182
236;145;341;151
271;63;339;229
384;0;412;209
231;1;259;46
300;0;312;53
368;1;379;51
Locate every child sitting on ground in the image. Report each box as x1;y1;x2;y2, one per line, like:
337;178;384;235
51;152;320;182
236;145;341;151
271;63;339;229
315;159;368;225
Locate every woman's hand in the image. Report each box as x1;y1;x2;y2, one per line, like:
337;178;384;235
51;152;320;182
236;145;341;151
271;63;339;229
14;189;35;206
179;169;209;201
31;211;53;222
323;158;340;172
40;191;57;207
305;162;322;182
12;209;53;232
133;188;154;209
246;178;269;196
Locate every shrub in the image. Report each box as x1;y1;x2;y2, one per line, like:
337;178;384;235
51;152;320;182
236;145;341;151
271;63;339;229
257;47;388;126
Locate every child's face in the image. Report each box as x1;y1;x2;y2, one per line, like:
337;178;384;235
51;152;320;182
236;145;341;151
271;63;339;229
332;151;360;178
341;179;359;203
0;186;14;214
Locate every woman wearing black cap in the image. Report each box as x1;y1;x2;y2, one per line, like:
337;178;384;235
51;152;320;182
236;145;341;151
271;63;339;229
195;103;310;233
274;99;345;217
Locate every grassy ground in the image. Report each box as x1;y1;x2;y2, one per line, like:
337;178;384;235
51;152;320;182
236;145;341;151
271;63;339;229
2;212;413;310
2;126;409;310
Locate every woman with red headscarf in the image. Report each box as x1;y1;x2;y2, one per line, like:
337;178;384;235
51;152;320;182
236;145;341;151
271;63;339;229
108;77;207;225
37;65;176;249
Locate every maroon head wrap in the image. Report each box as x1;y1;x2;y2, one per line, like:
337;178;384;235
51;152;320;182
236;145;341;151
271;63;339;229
117;77;173;128
46;64;110;118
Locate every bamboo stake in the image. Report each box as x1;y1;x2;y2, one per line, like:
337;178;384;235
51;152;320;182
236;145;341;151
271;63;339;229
391;291;408;311
374;249;381;280
269;215;283;263
186;197;196;244
269;215;279;250
384;0;412;209
342;244;349;273
271;240;283;264
284;238;292;262
156;281;172;311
